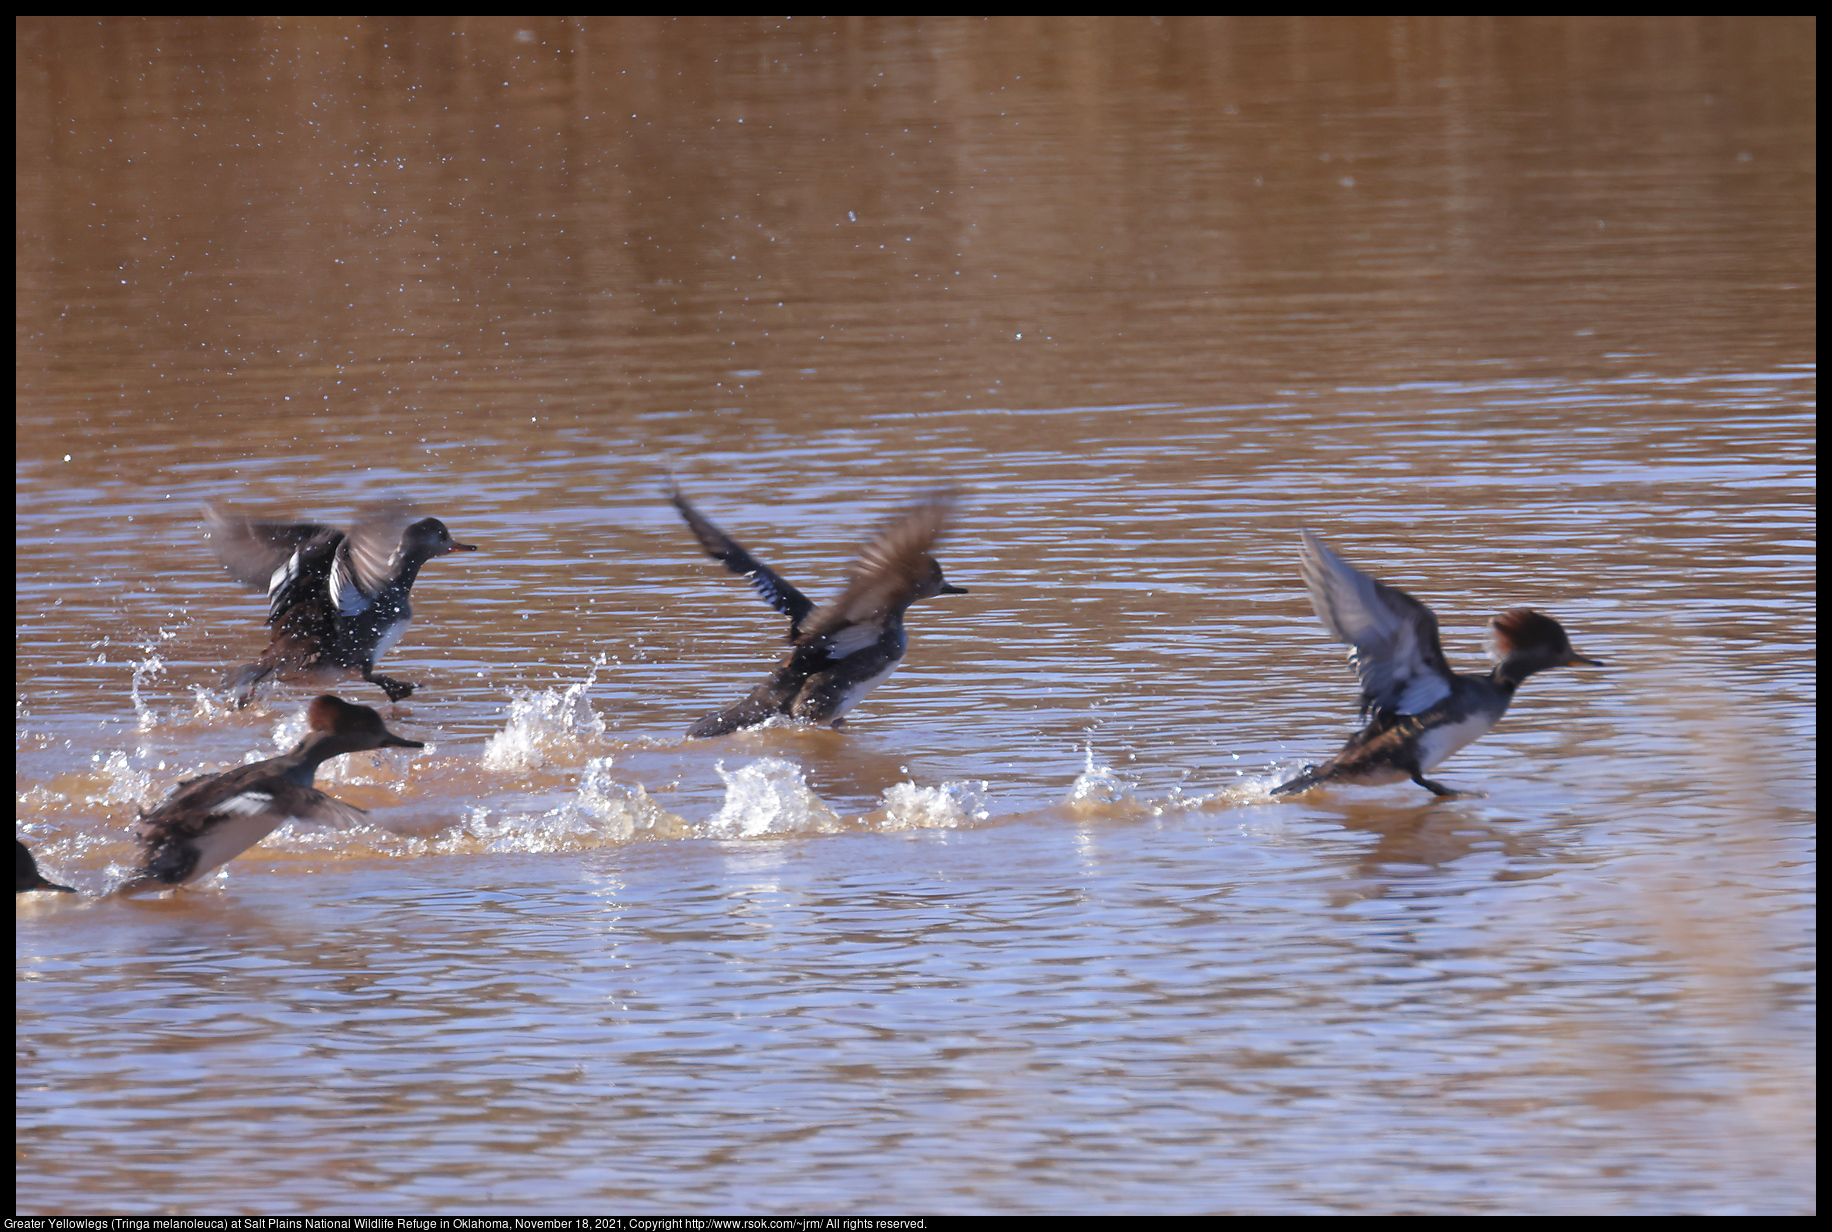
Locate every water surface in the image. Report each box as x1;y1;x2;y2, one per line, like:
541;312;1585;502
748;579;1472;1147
16;16;1815;1215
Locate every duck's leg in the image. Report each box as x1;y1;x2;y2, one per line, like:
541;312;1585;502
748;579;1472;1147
363;667;416;702
1411;771;1482;799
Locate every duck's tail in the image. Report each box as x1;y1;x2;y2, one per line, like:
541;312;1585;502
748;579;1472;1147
223;636;316;708
1270;764;1325;797
223;660;274;708
686;683;796;739
15;840;76;894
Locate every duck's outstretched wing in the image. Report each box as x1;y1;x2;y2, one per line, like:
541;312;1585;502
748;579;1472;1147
669;487;815;636
204;505;337;590
1298;529;1454;717
799;492;958;644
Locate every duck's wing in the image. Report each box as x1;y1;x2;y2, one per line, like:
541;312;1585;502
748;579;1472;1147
670;487;815;635
138;763;270;840
205;505;338;590
131;775;370;890
1298;529;1454;717
263;532;344;625
237;501;416;624
139;770;371;846
798;492;955;645
271;785;371;831
337;500;419;597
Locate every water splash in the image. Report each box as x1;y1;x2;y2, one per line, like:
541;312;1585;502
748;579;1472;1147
266;759;689;859
545;757;689;845
129;653;168;731
1064;742;1138;817
189;684;233;722
874;780;992;830
269;706;312;752
482;656;609;771
709;757;843;837
84;750;154;807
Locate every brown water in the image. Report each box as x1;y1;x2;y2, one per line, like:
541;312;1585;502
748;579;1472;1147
15;17;1815;1215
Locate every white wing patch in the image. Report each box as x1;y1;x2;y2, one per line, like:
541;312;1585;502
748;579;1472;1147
329;552;371;617
824;622;883;660
217;791;276;816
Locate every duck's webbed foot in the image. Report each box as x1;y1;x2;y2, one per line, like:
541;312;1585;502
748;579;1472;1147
368;672;416;702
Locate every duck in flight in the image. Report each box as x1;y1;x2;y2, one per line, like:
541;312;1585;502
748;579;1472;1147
670;486;967;738
1273;530;1603;798
119;695;423;893
207;502;475;706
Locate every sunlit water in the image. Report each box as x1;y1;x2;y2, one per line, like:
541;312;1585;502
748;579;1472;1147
17;17;1814;1215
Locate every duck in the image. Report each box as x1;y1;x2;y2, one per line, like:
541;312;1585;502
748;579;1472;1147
119;695;423;892
206;501;476;706
17;839;76;894
670;486;967;737
1273;530;1603;798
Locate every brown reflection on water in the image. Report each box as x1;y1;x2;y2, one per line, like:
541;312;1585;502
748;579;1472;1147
17;16;1814;467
